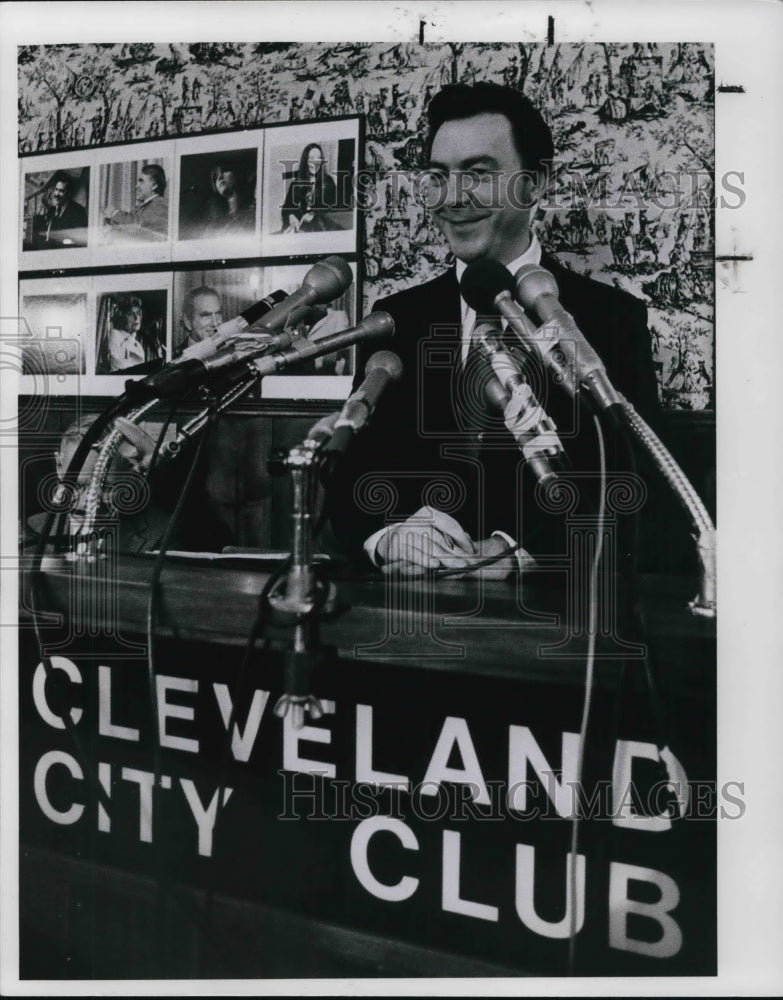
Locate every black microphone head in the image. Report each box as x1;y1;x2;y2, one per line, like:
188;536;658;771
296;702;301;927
242;288;288;326
460;259;515;314
365;350;403;381
303;256;354;303
514;263;559;310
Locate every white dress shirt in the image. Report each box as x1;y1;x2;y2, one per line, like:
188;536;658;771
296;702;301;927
363;236;543;571
455;234;542;361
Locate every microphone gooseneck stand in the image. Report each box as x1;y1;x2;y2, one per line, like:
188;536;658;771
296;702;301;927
614;397;716;617
268;420;340;729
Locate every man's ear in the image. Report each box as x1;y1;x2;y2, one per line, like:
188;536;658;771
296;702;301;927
527;163;551;204
182;316;192;334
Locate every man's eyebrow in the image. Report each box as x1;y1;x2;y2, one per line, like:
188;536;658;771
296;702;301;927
428;155;501;171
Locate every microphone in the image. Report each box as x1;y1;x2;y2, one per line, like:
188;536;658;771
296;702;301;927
138;257;355;396
472;319;566;484
176;289;288;362
176;254;351;363
253;255;353;335
513;263;621;410
461;259;621;410
253;312;395;377
324;351;403;455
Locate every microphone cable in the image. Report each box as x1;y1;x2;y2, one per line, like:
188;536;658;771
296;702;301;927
24;390;157;840
141;403;222;972
432;540;522;579
567;412;607;976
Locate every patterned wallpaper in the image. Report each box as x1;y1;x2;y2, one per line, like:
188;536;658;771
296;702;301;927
18;41;715;410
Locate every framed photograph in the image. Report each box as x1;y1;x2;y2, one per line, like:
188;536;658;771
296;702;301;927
94;142;174;265
172;263;266;358
18;275;90;394
255;259;357;399
172;260;357;398
19;152;92;269
261;117;359;258
92;272;171;379
173;131;262;261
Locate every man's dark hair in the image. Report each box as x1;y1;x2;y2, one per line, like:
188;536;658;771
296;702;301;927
141;162;167;196
424;82;554;177
48;169;74;193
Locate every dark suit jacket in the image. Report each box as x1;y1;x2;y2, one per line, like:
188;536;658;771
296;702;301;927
34;198;88;248
325;253;660;566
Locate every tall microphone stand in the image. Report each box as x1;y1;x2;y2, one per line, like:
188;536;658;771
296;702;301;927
268;417;340;729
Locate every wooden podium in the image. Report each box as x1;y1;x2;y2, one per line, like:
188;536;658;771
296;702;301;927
19;553;716;978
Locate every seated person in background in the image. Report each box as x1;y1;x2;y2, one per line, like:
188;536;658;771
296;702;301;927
37;414;235;555
104;163;169;240
32;170;88;249
281;143;339;233
325;82;659;578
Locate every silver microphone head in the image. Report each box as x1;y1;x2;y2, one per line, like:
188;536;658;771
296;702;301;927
303;256;354;303
365;350;403;380
514;263;560;312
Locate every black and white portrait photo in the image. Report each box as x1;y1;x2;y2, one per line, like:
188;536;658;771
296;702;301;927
94;288;167;374
98;156;172;246
21;164;90;258
261;118;358;256
177;145;259;243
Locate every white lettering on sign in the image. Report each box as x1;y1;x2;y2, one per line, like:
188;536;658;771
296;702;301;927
515;844;585;938
507;726;580;817
98;665;139;742
609;861;683;958
350;816;419;902
213;684;270;762
180;779;233;857
156;675;199;754
121;767;155;842
33;750;84;824
98;761;111;832
612;740;689;832
282;700;336;777
442;830;498;922
355;704;410;789
421;716;490;805
32;657;83;729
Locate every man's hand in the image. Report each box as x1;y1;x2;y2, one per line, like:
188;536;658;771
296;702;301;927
376;506;476;576
460;536;531;580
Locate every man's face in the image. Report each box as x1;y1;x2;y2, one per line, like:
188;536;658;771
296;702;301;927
136;171;156;202
50;181;69;210
426;112;540;265
184;293;223;342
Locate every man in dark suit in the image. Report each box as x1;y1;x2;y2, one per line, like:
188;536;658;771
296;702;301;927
326;83;659;576
33;170;88;248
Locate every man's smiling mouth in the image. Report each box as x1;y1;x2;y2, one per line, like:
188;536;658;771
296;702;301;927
441;215;490;227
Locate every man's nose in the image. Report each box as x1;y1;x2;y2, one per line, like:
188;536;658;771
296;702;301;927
443;171;478;207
